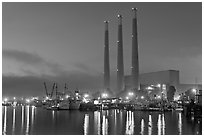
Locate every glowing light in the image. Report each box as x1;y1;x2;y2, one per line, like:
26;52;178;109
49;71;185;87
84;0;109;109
141;96;144;99
174;95;180;101
132;7;137;11
147;86;153;90
4;98;8;102
128;92;134;96
117;14;122;18
162;84;166;90
94;100;99;105
45;96;49;100
126;96;129;100
157;96;161;99
66;95;70;98
102;93;108;98
26;99;30;103
84;94;89;98
192;89;197;94
157;84;161;88
13;97;16;100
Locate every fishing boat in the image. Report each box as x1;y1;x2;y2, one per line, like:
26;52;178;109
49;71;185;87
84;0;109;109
69;99;81;110
58;100;70;110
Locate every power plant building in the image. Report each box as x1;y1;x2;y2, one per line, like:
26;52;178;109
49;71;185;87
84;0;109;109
102;8;201;100
124;70;202;101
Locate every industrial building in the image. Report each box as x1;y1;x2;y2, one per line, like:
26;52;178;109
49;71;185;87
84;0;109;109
103;8;201;101
123;70;202;101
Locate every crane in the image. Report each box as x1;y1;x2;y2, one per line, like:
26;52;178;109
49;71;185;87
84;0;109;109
43;82;49;98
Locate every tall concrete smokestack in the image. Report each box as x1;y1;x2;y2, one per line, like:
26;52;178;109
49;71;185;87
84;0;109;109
104;21;110;90
117;15;124;92
131;8;139;90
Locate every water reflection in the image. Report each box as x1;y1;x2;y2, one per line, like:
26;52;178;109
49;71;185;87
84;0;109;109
102;115;108;135
94;111;101;135
52;110;55;120
31;106;35;133
148;114;152;135
3;106;7;135
178;112;182;135
125;111;134;135
21;106;24;134
158;114;161;135
84;114;89;135
140;119;144;135
2;107;202;135
162;114;165;135
12;107;16;134
157;114;165;135
25;106;30;135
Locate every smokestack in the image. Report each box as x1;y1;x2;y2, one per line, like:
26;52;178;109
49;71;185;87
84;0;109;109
104;21;110;90
117;15;124;93
131;8;139;90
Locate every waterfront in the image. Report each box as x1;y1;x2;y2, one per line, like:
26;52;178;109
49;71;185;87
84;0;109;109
2;106;201;135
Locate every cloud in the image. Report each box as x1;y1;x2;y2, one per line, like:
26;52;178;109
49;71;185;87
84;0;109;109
3;49;66;76
3;49;44;65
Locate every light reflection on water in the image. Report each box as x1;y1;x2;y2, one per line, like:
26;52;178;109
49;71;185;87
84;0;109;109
21;106;24;134
140;119;144;135
25;106;30;135
3;106;7;135
148;114;152;135
2;106;202;135
125;111;134;135
83;114;89;135
178;112;182;135
12;107;16;134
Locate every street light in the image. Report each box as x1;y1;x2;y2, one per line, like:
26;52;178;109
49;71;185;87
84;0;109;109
141;96;144;99
102;93;108;98
192;88;197;94
157;84;161;88
147;86;153;90
84;94;89;98
4;98;8;102
26;99;30;103
128;92;134;96
126;96;129;100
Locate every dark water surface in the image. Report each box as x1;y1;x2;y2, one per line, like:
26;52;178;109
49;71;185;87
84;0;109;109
2;106;202;135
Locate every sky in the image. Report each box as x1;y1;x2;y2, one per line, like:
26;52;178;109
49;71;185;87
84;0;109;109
2;2;202;97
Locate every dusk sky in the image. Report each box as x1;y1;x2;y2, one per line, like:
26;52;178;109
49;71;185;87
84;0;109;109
2;2;202;97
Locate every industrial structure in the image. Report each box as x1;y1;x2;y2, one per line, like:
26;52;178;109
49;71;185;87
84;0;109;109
131;8;140;91
117;14;124;93
102;8;201;101
103;21;110;91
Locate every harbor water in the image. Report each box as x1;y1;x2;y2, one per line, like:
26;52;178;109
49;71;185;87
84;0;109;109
2;106;202;135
